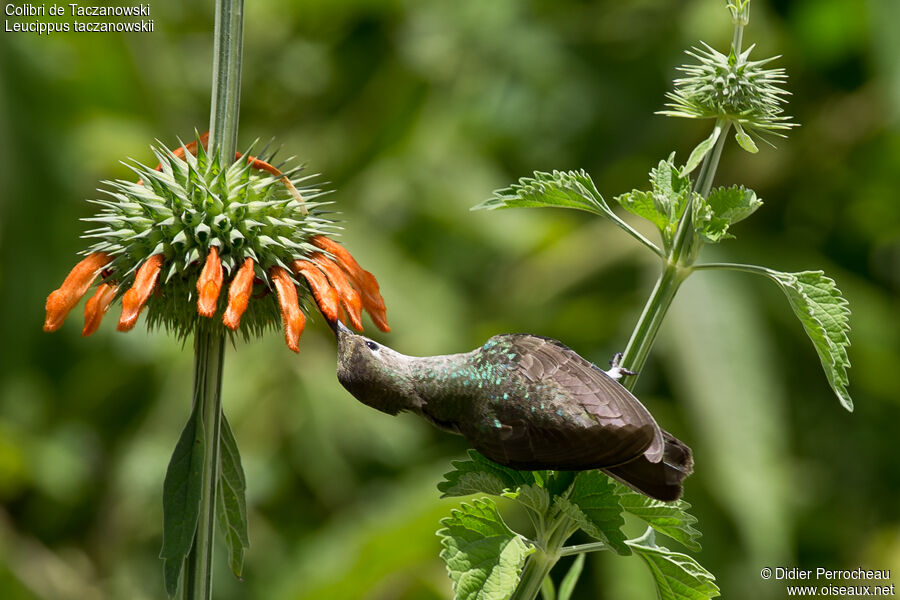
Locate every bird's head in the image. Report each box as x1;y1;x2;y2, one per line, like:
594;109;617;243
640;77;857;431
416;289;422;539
331;320;420;415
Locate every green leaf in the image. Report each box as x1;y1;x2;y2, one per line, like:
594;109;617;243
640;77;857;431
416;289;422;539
764;270;853;410
558;553;585;600
616;156;692;252
734;126;759;153
476;170;609;215
160;405;205;597
439;450;537;498
216;415;250;578
695;185;762;243
556;471;629;555
616;190;669;232
437;498;535;600
628;529;720;600
503;484;550;516
681;129;721;176
479;170;663;256
541;575;556;600
617;487;702;552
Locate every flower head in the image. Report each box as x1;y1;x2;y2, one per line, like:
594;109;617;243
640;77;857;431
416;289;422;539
44;134;389;352
659;42;795;148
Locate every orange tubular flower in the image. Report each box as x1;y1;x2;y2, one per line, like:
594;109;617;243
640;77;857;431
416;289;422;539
197;246;224;318
82;283;118;337
291;260;340;323
311;253;364;331
310;236;389;332
118;254;164;332
44;252;112;332
270;266;306;353
45;134;389;352
223;258;255;330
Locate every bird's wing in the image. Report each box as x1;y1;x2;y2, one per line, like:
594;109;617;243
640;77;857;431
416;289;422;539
465;334;665;471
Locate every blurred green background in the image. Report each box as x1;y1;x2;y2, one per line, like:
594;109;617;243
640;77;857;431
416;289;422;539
1;0;898;598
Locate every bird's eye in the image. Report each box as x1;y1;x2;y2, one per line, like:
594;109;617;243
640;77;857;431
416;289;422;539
365;340;379;351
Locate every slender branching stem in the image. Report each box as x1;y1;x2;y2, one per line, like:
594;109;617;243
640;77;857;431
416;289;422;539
559;541;612;557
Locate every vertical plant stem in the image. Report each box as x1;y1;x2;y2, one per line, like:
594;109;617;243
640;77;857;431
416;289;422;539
184;1;244;598
209;0;244;160
618;262;687;391
185;328;226;600
510;523;570;600
510;551;558;600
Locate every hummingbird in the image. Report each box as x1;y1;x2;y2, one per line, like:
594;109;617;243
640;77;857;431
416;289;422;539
332;321;693;501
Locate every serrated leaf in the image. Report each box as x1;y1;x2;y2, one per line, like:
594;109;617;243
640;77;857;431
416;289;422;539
628;529;720;600
479;170;663;256
160;405;205;597
616;157;692;252
503;484;550;516
438;499;535;600
681;129;721;176
616;190;669;231
217;415;249;578
439;450;536;498
696;185;762;243
476;170;609;215
617;487;702;552
558;553;585;600
556;471;629;555
765;270;853;410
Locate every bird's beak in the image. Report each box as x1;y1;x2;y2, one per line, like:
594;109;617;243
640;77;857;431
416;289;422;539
328;318;351;338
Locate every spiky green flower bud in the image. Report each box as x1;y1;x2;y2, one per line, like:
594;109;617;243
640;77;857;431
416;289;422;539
44;135;390;351
659;1;796;152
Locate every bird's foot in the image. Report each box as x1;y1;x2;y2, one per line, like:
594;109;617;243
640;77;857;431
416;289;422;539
605;352;637;381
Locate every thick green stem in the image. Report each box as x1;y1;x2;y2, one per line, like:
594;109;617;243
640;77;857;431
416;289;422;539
209;0;244;160
510;522;571;600
184;328;226;600
510;551;558;600
183;0;244;597
618;262;688;391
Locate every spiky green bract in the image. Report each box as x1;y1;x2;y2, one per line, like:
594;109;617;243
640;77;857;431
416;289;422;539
659;42;795;148
80;136;338;339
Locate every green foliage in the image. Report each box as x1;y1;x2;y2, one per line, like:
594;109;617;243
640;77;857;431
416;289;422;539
480;170;663;256
615;155;692;253
217;415;250;577
476;170;609;215
759;269;853;410
557;554;585;600
617;488;702;552
627;530;720;600
160;404;205;597
681;129;721;177
437;499;535;600
561;471;629;555
438;454;708;599
694;185;762;243
440;450;538;497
